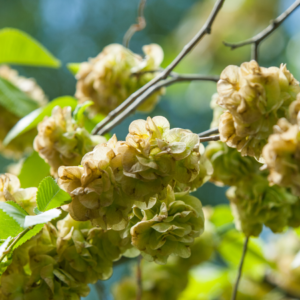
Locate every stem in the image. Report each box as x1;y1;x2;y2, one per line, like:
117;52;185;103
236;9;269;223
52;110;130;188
231;236;249;300
92;0;225;135
123;0;147;48
94;76;218;135
251;43;258;61
0;227;32;263
136;256;142;300
198;127;219;137
199;134;220;142
224;0;300;55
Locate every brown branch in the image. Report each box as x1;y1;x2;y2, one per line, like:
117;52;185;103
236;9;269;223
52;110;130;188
124;0;147;48
199;134;220;142
198;127;219;137
231;236;249;300
94;75;219;135
224;0;300;60
92;0;225;135
136;256;142;300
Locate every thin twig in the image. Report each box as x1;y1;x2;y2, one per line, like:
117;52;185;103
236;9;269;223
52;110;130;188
94;76;219;135
0;227;32;263
136;256;142;300
92;0;225;135
224;0;300;61
123;0;147;48
198;127;219;137
199;134;220;142
231;236;249;300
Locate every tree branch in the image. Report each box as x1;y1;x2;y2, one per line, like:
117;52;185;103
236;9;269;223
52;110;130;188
92;0;225;135
231;236;249;300
0;227;32;263
93;76;219;135
123;0;147;48
224;0;300;60
136;256;142;300
199;134;220;142
198;127;219;137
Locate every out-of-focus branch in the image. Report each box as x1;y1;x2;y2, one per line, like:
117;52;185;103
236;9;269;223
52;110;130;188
199;134;220;142
198;127;219;137
123;0;147;48
224;0;300;61
93;75;219;135
136;256;142;300
231;236;249;300
92;0;225;135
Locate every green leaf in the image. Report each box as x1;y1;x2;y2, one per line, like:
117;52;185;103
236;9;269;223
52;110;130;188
0;202;27;228
19;151;50;188
5;201;28;215
178;265;229;300
24;209;61;227
0;28;60;67
0;77;40;117
210;204;234;228
33;207;42;215
37;177;71;212
4;96;77;145
73;101;93;126
67;63;81;75
13;224;44;249
0;209;23;239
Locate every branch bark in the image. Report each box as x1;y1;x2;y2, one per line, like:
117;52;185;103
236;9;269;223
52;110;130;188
92;0;225;135
198;127;219;137
224;0;300;60
123;0;147;48
231;236;249;300
93;75;219;135
136;256;142;300
199;134;220;142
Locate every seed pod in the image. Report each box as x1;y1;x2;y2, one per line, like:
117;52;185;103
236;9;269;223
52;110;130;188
217;61;300;159
75;44;164;115
263;118;300;197
34;106;106;176
227;175;297;236
131;185;205;264
205;141;260;186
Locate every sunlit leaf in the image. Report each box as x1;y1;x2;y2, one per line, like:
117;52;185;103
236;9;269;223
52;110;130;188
0;208;23;239
0;202;27;228
0;77;39;117
4;96;77;145
0;28;60;67
19;151;50;188
13;223;44;249
67;63;80;75
178;264;229;300
210;204;234;228
37;177;71;212
24;209;61;227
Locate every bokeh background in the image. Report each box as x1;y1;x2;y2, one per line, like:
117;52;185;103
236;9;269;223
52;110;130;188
0;0;299;298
